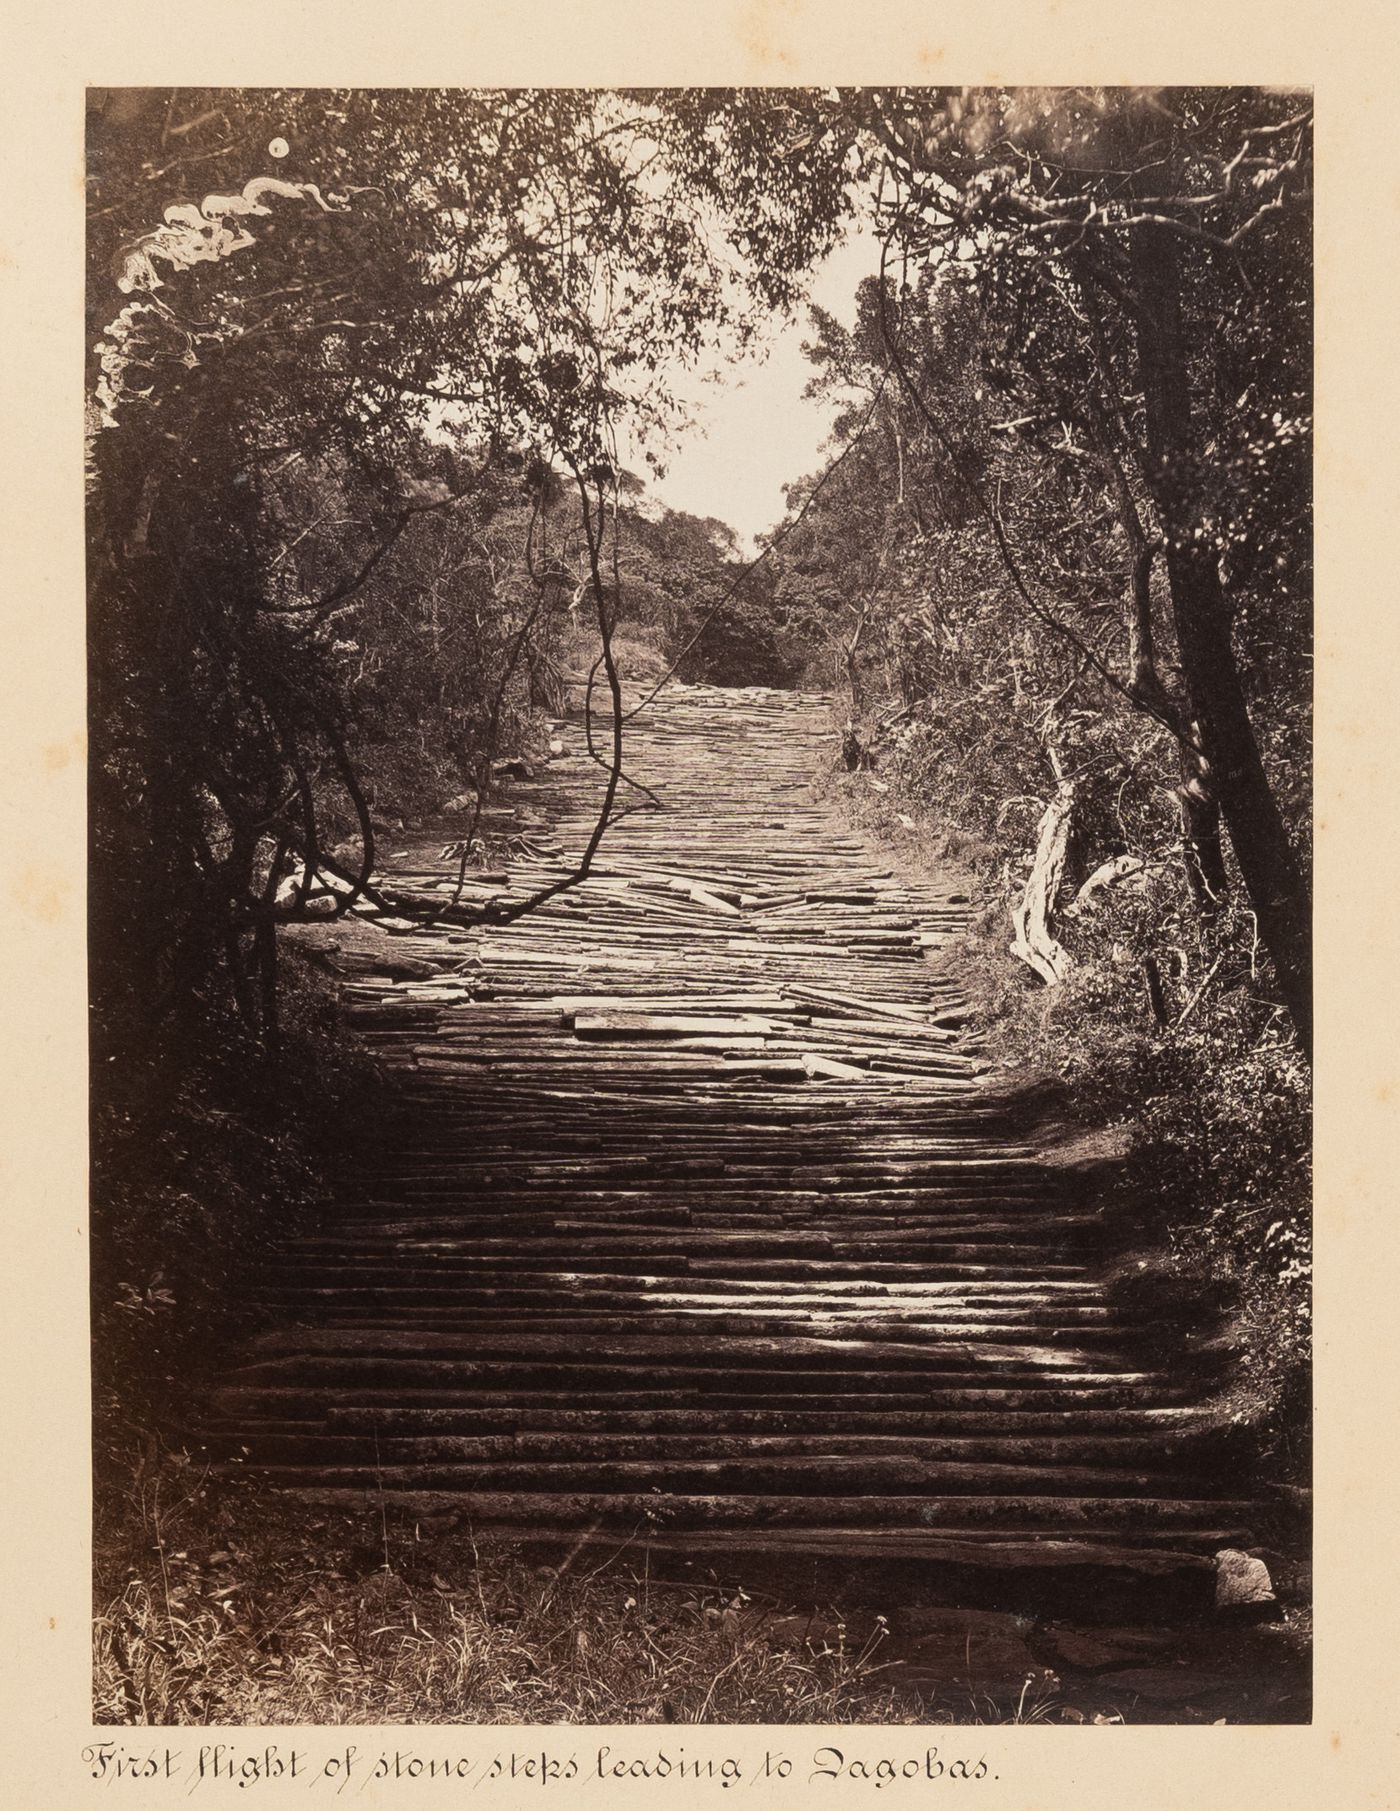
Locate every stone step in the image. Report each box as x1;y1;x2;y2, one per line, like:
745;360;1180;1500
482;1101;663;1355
243;1326;1129;1368
254;1309;1134;1341
261;1484;1252;1532
316;1404;1215;1437
238;1458;1228;1497
414;1525;1222;1620
256;1257;1096;1281
213;1378;1195;1414
197;1429;1227;1479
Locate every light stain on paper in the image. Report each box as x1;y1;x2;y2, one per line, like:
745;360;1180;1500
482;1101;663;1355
13;864;73;925
737;0;803;69
43;732;85;772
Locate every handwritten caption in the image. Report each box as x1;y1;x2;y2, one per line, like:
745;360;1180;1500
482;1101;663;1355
82;1741;999;1793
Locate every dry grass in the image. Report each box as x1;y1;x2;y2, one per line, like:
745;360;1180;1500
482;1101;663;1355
94;1452;934;1727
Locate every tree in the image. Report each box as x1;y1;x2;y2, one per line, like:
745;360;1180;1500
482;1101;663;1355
86;88;853;1079
844;86;1313;1052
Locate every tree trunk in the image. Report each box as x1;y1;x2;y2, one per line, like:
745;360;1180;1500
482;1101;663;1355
1175;735;1229;917
1130;221;1312;1057
1010;780;1078;985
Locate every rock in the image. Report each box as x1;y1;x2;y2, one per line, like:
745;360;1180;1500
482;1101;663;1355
894;1608;1036;1682
275;863;354;911
1097;1666;1232;1703
493;756;535;782
358;1569;413;1609
1036;1624;1179;1672
444;793;478;814
372;954;442;983
1214;1548;1277;1614
548;738;565;758
275;867;346;918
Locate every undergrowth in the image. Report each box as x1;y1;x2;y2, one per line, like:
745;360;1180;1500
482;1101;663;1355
93;1450;933;1727
91;954;391;1471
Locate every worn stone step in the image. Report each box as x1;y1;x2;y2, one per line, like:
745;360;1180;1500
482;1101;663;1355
316;1404;1214;1437
213;1377;1192;1415
260;1312;1133;1345
259;1256;1095;1282
199;1428;1222;1473
259;1485;1253;1531
257;1274;1105;1302
237;1456;1219;1496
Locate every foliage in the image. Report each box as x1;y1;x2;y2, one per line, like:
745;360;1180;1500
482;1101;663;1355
764;86;1311;1047
1000;909;1311;1466
91;953;389;1439
93;1454;924;1727
843;762;1310;1468
87;87;853;1072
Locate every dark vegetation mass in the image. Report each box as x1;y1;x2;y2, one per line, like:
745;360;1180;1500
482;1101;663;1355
88;87;1311;1719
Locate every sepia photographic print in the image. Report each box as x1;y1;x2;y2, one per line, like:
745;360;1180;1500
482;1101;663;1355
83;83;1316;1736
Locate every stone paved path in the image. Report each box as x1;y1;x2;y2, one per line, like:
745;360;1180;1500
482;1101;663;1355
202;683;1250;1615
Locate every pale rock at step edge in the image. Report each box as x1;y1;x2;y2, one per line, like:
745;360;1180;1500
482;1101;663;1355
275;863;352;917
1214;1548;1276;1613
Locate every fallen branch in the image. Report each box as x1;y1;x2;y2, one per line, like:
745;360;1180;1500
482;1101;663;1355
1010;780;1078;985
1174;952;1226;1031
1065;853;1145;917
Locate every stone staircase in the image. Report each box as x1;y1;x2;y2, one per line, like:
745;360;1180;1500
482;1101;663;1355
198;682;1250;1618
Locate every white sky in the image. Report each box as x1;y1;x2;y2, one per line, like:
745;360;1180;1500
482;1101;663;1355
636;222;884;552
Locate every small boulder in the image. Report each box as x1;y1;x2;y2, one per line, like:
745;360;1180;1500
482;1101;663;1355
444;792;478;814
275;864;352;916
1214;1548;1277;1614
373;954;442;983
